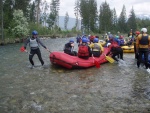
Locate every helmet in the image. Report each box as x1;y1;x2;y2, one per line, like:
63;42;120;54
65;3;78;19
108;32;111;34
135;31;140;35
129;36;132;38
141;28;147;33
109;34;114;39
69;39;74;43
116;36;119;38
120;35;123;39
32;30;38;35
87;39;90;42
82;38;87;43
93;38;99;43
107;43;111;47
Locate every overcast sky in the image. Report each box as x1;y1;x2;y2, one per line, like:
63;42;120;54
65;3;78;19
55;0;150;18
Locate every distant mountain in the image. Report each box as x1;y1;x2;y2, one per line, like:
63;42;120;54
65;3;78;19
58;16;81;30
136;14;150;19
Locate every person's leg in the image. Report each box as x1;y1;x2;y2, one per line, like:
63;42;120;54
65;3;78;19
144;51;149;69
119;48;124;60
36;48;44;66
29;50;35;66
112;52;119;62
134;43;137;59
137;51;142;68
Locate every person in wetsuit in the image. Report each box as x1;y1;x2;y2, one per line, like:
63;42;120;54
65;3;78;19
24;30;49;68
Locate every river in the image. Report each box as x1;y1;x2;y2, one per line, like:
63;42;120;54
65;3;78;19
0;37;150;113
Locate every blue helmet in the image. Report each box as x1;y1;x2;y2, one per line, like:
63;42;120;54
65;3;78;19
109;34;114;39
69;39;74;43
32;30;38;35
93;38;99;43
82;38;87;43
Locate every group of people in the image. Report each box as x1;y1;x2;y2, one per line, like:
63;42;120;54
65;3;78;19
64;34;125;62
64;35;104;59
23;28;150;70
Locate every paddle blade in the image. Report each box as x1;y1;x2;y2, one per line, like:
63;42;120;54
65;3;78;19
105;56;115;63
94;60;100;68
20;46;25;52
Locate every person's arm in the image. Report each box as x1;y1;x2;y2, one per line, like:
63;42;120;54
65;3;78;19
98;43;104;52
89;43;94;48
136;35;141;52
36;38;47;49
24;38;30;49
148;36;150;48
37;37;51;52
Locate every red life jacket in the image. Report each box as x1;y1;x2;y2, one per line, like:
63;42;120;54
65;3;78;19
78;45;89;57
111;41;120;48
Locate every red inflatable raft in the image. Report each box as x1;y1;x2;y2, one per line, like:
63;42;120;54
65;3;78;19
50;47;111;69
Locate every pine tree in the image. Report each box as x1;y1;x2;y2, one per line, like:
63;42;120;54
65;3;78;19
118;5;127;33
112;8;118;31
64;12;69;30
99;1;112;33
79;0;97;33
127;7;137;31
88;0;98;32
74;0;80;30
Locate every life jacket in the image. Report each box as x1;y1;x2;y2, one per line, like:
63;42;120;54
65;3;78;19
76;37;81;43
78;44;89;57
29;38;39;48
64;43;72;53
139;35;149;45
90;36;95;42
92;43;101;51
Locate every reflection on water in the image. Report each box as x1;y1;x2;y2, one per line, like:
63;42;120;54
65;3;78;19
0;38;150;113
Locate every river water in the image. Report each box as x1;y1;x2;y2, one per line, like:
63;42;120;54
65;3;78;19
0;37;150;113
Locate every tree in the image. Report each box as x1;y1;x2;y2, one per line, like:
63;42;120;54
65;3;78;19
127;7;137;31
11;10;29;38
47;0;60;30
118;5;127;33
3;0;14;29
35;0;41;24
112;8;118;32
40;1;49;26
79;0;97;33
64;12;69;30
74;0;80;30
29;2;36;23
99;1;112;33
88;0;98;32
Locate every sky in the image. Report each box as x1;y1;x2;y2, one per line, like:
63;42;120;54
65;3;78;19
55;0;150;18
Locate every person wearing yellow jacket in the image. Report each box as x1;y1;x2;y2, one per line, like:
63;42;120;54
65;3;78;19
136;28;150;69
89;38;104;57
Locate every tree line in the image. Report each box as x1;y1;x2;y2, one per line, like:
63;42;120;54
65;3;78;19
1;0;150;42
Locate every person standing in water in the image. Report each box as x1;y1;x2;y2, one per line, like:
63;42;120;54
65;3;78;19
136;28;150;69
24;30;50;68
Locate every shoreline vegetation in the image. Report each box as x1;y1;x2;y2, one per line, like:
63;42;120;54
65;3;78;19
0;33;77;45
0;32;128;46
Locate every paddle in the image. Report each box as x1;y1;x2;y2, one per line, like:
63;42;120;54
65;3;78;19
20;46;51;54
20;46;32;55
92;56;100;68
103;54;115;63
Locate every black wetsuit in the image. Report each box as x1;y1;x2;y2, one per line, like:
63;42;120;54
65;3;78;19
24;37;47;66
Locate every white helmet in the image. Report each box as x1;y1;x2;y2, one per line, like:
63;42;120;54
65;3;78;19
107;43;111;47
141;28;147;33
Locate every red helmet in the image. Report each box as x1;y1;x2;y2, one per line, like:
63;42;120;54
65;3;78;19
135;31;140;35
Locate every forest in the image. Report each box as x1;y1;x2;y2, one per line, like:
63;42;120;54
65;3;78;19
0;0;150;44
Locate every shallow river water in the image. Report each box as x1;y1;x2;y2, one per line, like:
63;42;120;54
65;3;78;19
0;37;150;113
